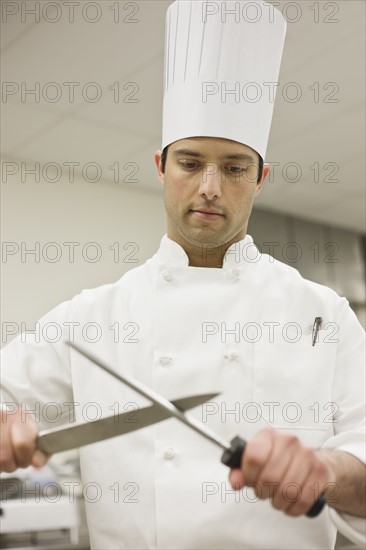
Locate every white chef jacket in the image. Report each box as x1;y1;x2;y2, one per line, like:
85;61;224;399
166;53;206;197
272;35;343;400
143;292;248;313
1;234;365;550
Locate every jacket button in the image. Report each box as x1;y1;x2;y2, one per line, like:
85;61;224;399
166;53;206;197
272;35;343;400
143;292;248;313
225;352;238;362
163;448;176;460
159;356;172;366
231;268;241;281
162;271;173;282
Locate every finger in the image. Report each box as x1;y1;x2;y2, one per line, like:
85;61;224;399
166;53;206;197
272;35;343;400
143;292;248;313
271;453;311;513
229;468;245;490
256;433;298;500
285;455;329;517
0;413;18;472
242;428;274;487
10;412;38;468
31;449;50;469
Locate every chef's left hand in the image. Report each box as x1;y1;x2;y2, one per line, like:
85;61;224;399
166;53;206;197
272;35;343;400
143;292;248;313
229;427;335;517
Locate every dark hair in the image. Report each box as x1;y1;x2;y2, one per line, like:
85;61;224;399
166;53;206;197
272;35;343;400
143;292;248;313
161;146;169;173
160;145;264;183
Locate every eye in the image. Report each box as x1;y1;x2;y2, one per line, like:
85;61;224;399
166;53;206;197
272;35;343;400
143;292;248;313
225;164;248;175
179;160;200;170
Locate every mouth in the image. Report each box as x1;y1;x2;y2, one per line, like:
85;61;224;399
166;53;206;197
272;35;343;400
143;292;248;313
190;209;225;221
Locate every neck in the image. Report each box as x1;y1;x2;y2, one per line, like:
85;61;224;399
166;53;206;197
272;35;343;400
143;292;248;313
188;245;227;268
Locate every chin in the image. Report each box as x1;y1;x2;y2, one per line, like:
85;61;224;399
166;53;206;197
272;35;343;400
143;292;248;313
186;229;227;246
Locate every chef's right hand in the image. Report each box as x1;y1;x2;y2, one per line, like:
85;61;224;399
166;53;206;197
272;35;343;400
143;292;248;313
0;405;49;472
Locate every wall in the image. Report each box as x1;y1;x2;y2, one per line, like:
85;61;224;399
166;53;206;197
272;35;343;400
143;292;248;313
248;208;366;327
1;171;166;346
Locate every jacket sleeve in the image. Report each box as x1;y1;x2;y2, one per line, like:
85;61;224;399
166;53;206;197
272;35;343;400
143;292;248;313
1;299;74;431
322;298;366;547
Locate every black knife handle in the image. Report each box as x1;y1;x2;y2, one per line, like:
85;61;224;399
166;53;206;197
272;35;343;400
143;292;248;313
221;436;326;518
221;436;247;469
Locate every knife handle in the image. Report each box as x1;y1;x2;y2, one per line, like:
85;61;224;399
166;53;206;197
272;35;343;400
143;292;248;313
221;436;326;518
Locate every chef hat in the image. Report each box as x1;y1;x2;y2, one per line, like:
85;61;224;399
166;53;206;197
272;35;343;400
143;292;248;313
162;0;287;159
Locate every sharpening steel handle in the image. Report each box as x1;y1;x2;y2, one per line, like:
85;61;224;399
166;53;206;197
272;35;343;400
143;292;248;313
221;436;326;518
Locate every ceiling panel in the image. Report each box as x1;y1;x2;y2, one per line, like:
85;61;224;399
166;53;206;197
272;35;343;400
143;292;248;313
15;116;151;169
77;56;164;139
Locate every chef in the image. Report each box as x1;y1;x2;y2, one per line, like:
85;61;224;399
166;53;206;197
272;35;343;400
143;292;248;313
1;1;365;549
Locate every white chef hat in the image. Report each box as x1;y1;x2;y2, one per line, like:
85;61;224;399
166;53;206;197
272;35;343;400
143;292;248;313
162;0;287;160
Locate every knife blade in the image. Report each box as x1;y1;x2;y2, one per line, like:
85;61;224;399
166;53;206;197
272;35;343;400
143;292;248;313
67;341;326;518
37;392;219;454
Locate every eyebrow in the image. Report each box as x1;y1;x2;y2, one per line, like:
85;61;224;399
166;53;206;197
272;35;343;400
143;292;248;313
173;149;203;158
172;148;256;163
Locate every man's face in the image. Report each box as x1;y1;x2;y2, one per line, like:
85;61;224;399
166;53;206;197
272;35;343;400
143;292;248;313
155;136;269;256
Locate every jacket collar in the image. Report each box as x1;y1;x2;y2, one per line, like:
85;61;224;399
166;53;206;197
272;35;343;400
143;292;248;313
157;233;260;269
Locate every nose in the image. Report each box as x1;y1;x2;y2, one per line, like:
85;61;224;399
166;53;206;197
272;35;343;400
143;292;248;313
198;162;222;200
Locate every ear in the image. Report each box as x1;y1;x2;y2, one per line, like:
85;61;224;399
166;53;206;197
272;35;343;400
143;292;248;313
155;150;164;185
255;163;270;195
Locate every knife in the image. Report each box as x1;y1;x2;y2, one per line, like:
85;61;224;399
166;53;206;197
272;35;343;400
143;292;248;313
64;341;326;518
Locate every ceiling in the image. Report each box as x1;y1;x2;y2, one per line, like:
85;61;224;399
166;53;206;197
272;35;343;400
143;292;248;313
1;0;365;232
